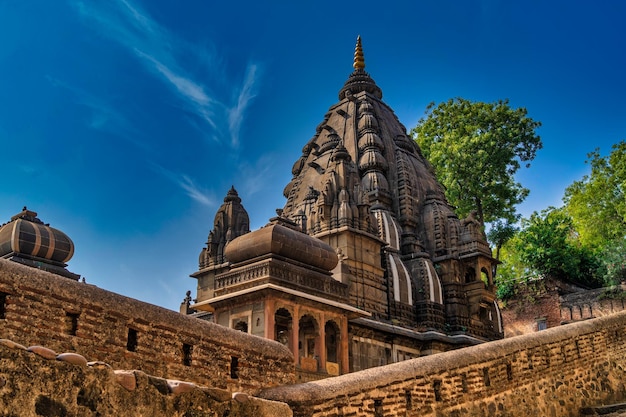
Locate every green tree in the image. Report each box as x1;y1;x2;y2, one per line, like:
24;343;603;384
487;219;518;261
564;141;626;248
493;237;534;300
513;207;601;288
411;98;542;225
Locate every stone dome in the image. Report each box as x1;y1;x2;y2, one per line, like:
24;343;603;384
0;207;74;264
224;220;338;271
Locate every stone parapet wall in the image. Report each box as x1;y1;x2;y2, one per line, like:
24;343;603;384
260;311;626;416
0;259;294;393
560;287;626;322
0;343;292;416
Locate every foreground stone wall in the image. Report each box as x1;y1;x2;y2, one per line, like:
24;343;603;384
261;311;626;416
0;342;292;416
0;259;294;393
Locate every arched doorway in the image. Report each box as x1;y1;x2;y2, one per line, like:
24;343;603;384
325;320;340;375
274;308;293;351
298;314;319;372
325;320;339;363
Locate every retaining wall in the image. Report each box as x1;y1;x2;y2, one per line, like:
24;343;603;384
261;310;626;416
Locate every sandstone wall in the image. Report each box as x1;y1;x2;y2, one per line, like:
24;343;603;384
0;259;294;394
560;287;626;323
260;311;626;416
0;343;292;417
500;291;562;337
502;285;626;337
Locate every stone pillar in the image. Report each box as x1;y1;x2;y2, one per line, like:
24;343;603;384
319;312;326;372
264;298;275;340
341;317;349;374
292;305;300;365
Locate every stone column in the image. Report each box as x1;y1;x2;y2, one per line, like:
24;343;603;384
264;298;275;340
319;312;326;372
292;304;300;365
341;316;349;374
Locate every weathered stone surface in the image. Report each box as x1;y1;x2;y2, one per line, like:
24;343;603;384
114;370;137;391
88;360;112;369
248;396;293;417
56;352;88;367
167;378;196;394
233;391;250;403
200;386;233;402
27;345;58;360
0;345;277;416
0;339;27;350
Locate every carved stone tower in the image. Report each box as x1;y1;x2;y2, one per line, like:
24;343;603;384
190;38;502;378
281;36;502;352
192;187;250;302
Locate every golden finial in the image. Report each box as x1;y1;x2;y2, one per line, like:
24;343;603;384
353;35;365;70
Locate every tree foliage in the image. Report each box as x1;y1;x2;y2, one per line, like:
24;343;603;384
496;141;626;299
487;219;518;261
564;141;626;248
412;98;542;224
508;207;602;288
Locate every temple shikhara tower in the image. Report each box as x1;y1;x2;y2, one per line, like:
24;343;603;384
188;37;503;380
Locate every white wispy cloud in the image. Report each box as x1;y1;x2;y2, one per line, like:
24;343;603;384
228;64;259;148
236;153;277;197
150;163;215;207
72;0;260;148
178;175;215;207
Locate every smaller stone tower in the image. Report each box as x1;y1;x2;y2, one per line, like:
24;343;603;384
192;187;250;302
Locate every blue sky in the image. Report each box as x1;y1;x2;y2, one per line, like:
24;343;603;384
1;1;624;311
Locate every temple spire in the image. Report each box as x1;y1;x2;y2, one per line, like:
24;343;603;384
339;36;382;100
354;35;365;70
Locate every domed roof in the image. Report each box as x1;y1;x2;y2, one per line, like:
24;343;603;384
224;219;338;271
0;207;74;264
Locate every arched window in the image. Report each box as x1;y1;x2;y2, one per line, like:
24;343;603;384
233;319;248;333
481;267;490;288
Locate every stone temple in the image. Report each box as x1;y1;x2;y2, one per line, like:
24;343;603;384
187;37;503;380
